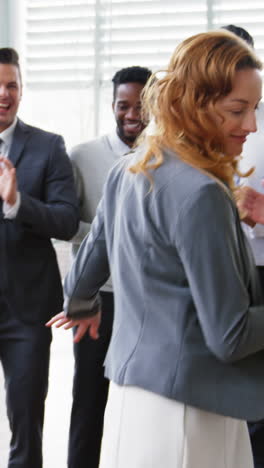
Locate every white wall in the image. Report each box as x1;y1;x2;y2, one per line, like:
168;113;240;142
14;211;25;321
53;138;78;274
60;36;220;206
18;84;116;150
0;0;116;150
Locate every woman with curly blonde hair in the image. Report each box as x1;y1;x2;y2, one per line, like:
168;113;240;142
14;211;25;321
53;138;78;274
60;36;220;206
48;31;264;468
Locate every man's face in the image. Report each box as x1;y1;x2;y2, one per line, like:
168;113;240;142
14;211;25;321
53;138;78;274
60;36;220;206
112;82;146;147
0;64;22;131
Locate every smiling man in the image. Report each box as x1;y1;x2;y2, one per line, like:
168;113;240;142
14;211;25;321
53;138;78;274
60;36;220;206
0;48;79;468
67;66;152;468
113;79;147;145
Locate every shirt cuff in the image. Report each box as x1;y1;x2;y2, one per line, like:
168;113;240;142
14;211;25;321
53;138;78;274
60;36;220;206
251;223;264;238
3;192;21;219
64;293;102;319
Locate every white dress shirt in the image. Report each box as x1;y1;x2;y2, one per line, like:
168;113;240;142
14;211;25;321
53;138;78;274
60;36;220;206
0;117;21;218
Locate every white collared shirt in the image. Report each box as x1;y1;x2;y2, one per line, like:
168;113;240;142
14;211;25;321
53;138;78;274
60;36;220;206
0;117;17;157
0;118;21;218
108;130;132;158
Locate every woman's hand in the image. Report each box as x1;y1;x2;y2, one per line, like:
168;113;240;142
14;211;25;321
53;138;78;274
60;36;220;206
46;311;101;343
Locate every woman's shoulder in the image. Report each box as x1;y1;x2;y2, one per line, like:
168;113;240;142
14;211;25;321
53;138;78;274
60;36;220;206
155;147;220;194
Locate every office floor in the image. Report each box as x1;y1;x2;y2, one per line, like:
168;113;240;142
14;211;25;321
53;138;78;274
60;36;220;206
0;242;74;468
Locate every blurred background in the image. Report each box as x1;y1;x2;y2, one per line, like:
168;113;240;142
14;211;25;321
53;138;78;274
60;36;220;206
1;0;264;151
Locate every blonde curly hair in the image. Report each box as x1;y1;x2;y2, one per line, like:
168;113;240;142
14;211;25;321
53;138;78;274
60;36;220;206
130;30;262;189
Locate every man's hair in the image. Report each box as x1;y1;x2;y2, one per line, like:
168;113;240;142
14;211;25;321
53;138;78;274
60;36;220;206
112;66;152;99
0;47;21;81
0;47;20;66
221;24;254;48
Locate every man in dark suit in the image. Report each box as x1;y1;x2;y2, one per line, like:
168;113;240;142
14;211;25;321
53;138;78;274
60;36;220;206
0;48;79;468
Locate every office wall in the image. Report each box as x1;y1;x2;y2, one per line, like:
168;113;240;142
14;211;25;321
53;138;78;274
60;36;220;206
0;0;115;149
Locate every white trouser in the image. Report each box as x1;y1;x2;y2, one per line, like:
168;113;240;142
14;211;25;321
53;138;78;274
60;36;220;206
99;381;253;468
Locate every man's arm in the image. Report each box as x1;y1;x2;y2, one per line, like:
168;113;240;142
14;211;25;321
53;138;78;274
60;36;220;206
69;156;91;244
3;135;79;240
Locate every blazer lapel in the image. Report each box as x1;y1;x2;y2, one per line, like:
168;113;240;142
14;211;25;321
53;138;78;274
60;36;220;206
9;119;31;167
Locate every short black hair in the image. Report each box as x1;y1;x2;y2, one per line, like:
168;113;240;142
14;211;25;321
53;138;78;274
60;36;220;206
0;47;21;81
112;66;152;100
0;47;20;66
221;24;254;48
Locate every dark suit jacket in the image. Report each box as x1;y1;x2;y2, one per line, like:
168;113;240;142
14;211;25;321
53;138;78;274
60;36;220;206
0;119;79;323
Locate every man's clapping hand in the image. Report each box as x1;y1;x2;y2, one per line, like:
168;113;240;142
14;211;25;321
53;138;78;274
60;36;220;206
0;156;17;205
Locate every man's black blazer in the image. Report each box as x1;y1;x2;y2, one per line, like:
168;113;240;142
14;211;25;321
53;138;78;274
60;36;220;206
0;119;79;323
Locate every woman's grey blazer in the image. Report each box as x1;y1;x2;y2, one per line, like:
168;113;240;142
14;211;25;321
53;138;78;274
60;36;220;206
64;148;264;421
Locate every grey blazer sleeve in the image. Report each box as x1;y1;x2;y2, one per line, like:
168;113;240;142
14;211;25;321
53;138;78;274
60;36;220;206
175;183;264;363
16;135;79;240
64;196;110;318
